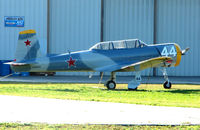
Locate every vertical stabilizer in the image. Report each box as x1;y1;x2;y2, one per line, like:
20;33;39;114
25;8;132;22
15;30;42;61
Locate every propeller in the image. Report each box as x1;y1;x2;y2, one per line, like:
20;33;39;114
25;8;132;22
181;47;190;55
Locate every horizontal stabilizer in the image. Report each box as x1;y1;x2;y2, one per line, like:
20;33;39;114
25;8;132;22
4;62;28;66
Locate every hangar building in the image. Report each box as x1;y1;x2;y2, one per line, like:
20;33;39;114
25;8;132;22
0;0;199;76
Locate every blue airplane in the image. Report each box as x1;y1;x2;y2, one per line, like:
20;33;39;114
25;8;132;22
7;30;189;90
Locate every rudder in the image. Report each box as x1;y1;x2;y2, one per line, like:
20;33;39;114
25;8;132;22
15;30;42;61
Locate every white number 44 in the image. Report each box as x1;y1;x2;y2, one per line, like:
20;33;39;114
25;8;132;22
161;46;176;57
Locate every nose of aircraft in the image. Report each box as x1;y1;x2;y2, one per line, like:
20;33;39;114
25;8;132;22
174;44;182;67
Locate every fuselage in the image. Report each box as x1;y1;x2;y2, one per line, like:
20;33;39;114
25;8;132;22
11;43;182;72
9;30;187;90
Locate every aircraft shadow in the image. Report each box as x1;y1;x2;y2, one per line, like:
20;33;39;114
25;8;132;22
104;89;200;94
167;89;200;94
35;88;79;92
103;89;161;92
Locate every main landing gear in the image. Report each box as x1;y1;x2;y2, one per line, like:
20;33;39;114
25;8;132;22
162;68;172;89
104;68;172;90
128;71;141;90
104;71;142;90
105;72;116;90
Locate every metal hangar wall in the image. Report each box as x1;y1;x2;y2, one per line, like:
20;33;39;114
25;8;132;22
155;0;200;76
49;0;101;76
0;0;199;76
103;0;154;76
0;0;47;60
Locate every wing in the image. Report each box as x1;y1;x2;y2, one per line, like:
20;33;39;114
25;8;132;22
95;57;172;72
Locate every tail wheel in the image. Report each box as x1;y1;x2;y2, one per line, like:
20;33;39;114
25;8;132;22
106;80;116;90
163;81;172;89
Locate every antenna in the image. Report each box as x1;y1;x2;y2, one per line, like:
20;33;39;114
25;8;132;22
68;50;71;56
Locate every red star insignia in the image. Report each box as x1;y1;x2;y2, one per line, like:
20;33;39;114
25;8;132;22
67;57;76;68
24;40;31;46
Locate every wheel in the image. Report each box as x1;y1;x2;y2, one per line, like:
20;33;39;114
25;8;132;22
106;80;116;90
163;81;172;89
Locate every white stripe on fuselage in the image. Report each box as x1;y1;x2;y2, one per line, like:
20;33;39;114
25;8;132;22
80;51;116;70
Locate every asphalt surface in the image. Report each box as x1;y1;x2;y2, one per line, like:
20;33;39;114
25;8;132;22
0;95;200;125
0;75;200;84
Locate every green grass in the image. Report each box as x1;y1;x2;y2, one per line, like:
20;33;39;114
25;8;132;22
0;123;200;130
0;83;200;108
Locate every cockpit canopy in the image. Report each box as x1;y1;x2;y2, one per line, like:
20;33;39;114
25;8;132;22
90;39;147;50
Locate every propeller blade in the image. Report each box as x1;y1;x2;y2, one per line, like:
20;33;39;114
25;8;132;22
181;47;190;55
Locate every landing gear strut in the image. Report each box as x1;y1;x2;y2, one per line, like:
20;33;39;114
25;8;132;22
128;71;141;90
162;68;172;89
105;72;116;90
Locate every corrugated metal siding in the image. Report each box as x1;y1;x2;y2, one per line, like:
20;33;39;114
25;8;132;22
0;0;47;60
1;0;198;77
103;0;154;76
156;0;200;76
49;0;101;76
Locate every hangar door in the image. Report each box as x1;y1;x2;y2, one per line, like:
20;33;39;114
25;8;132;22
49;0;101;76
103;0;154;76
156;0;200;76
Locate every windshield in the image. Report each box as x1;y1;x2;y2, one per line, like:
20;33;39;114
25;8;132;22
90;39;147;50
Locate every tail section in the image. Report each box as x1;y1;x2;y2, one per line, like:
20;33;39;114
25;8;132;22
15;30;42;61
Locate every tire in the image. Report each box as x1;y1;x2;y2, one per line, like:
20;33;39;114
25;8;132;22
106;80;116;90
163;81;172;89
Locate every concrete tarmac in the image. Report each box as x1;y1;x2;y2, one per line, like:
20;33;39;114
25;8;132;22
0;95;200;125
0;76;200;125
